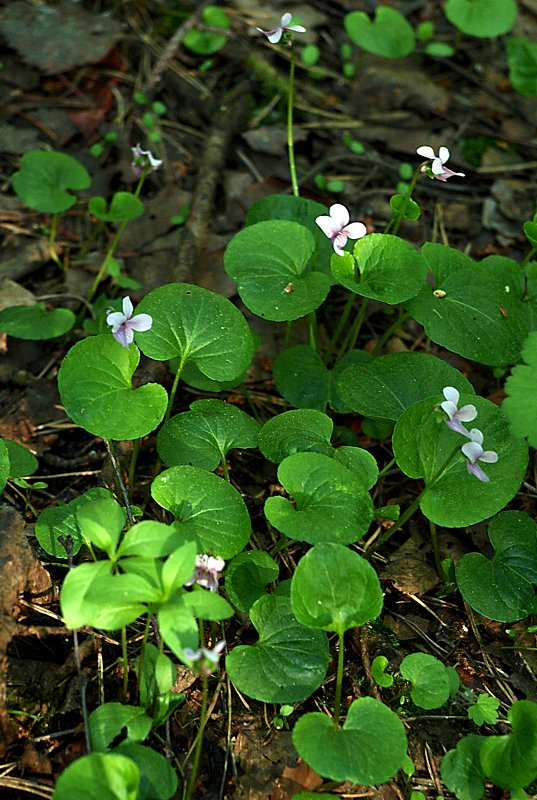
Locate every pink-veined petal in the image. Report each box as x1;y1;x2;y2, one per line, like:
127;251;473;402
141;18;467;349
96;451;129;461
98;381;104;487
113;326;130;348
438;146;450;164
467;462;489;482
480;450;498;464
122;297;134;319
329;203;350;228
106;311;126;328
315;214;341;239
267;28;283;43
456;404;478;422
280;12;292;26
461;441;483;462
342;221;367;240
417;145;436;159
333;232;348;256
128;313;153;332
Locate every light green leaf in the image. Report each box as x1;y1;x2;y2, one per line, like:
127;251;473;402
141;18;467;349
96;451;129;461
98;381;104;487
12;150;91;213
0;303;75;339
53;752;139;800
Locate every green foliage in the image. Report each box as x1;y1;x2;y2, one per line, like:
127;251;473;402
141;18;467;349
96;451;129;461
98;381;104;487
88;192;145;222
371;655;394;688
506;37;537;97
480;700;537;789
35;488;114;558
468;695;500;726
399;653;459;709
259;408;333;463
0;303;75;339
504;331;537;447
0;439;9;494
52;752;140;800
3;440;37;478
225;550;279;612
12;150;91;213
444;0;517;38
344;8;415;58
183;5;229;55
441;735;486;800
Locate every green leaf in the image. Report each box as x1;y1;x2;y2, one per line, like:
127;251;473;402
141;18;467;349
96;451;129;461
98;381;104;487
399;653;456;709
114;742;178;800
58;335;168;440
468;695;500;726
456;511;537;622
157;597;199;660
89;191;145;222
226;595;329;703
76;496;126;558
224;220;331;321
53;752;139;800
441;735;486;800
0;439;9;493
116;521;183;559
292;698;407;784
506;37;537;97
389;194;421;220
12;150;91;213
291;543;383;635
157;399;259;470
504;331;537;447
183;5;229;55
89;703;152;752
60;561;113;628
83;572;153;628
151;466;251;558
246;194;335;278
259;409;333;463
371;655;394;688
4;440;37;478
331;234;427;304
135;284;254;383
524;219;537;247
181;587;234;621
445;0;517;38
225;550;279;612
0;303;75;339
160;541;198;598
273;345;331;411
480;700;537;789
336;351;474;420
406;243;526;366
265;453;373;546
393;394;528;527
344;8;415;58
35;488;113;559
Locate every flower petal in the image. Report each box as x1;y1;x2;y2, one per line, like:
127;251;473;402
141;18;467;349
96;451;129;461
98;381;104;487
267;28;283;43
288;24;306;32
315;214;341;238
461;441;483;462
431;157;445;176
417;146;436;159
467;462;489;482
280;12;292;27
332;232;348;256
113;326;130;348
106;311;126;328
128;313;153;332
342;222;367;240
456;404;478;422
480;450;498;464
122;296;133;319
443;386;459;405
440;400;457;418
438;146;450;164
468;428;484;444
329;203;350;228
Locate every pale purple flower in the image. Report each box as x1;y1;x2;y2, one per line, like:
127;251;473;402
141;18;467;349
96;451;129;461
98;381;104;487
315;204;367;256
183;640;226;675
131;144;162;178
416;146;465;182
184;554;225;593
440;387;477;437
106;296;153;348
461;429;498;483
256;12;306;44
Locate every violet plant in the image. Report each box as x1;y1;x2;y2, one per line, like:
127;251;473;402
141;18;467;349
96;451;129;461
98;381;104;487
6;7;537;800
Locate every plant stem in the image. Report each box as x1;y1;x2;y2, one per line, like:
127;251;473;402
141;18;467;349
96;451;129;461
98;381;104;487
365;491;424;556
372;310;410;355
323;293;355;366
128;438;141;499
104;439;134;527
385;165;422;236
182;671;208;800
164;356;186;424
287;42;299;197
220;453;230;482
48;213;63;269
121;626;129;701
87;173;147;302
308;311;318;352
332;631;345;729
335;295;368;363
136;613;152;700
521;246;537;270
428;519;446;579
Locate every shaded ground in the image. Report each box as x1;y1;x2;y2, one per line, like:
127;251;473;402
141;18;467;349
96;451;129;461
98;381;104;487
1;0;537;798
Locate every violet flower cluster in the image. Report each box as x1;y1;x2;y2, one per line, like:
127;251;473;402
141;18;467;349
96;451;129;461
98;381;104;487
256;12;306;44
183;640;226;676
184;554;225;593
440;387;498;482
417;146;465;182
106;296;152;348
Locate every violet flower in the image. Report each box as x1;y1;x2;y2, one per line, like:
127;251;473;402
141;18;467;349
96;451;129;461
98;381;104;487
416;146;465;182
256;12;306;44
461;429;498;483
315;204;367;256
106;297;153;348
183;640;226;676
131;144;162;178
440;386;477;437
184;554;225;593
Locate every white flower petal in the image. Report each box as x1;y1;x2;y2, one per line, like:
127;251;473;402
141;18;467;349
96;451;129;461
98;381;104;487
438;146;450;164
332;232;348;256
342;222;367;240
106;311;126;328
468;428;484;444
440;400;457;418
431;157;445;175
280;12;292;27
443;386;459;404
128;313;153;332
267;28;283;43
329;203;350;228
457;404;478;422
315;214;341;238
289;24;306;32
480;450;498;464
417;146;436;159
122;297;133;319
462;441;483;462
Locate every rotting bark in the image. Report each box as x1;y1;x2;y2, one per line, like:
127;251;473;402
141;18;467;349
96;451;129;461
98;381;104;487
175;81;251;282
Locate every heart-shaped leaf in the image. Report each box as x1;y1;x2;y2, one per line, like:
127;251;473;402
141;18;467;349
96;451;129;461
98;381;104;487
507;36;537;97
399;653;458;710
259;409;333;463
336;351;474;420
89;191;145;222
4;440;38;478
291;543;383;635
151;466;251;558
273;345;331;411
226;595;329;703
331;233;427;304
114;742;178;800
135;283;254;382
12;150;91;213
89;703;152;752
53;753;139;800
445;0;517;38
456;511;537;622
225;551;279;612
58;334;168;440
480;700;537;790
504;331;537;448
224;220;331;321
292;698;407;784
35;488;114;559
344;7;415;57
157;399;259;470
393;394;528;527
0;303;75;339
441;735;486;800
265;453;373;545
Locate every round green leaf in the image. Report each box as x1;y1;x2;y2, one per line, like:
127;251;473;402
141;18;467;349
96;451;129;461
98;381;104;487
393;394;528;527
89;703;152;751
480;700;537;790
445;0;517;38
291;543;383;634
53;752;139;800
88;191;145;222
0;303;75;339
506;37;537;97
331;234;427;304
292;698;407;785
399;653;451;710
76;495;126;557
135;283;254;382
225;550;279;612
273;345;331;411
224;220;331;321
226;594;330;703
114;742;178;800
4;439;37;478
344;8;415;58
183;5;229;55
265;453;373;546
35;487;113;559
157;399;259;470
389;194;421;220
504;331;537;448
12;150;91;213
336;352;474;421
441;735;486;800
151;466;251;558
259;409;333;463
58;335;168;440
456;511;537;622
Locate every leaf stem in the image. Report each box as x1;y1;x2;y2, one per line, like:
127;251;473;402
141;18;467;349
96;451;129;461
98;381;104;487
48;213;63;270
332;630;345;729
322;293;355;366
104;439;134;527
136;613;152;701
335;295;368;363
287;42;299;198
121;626;129;701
